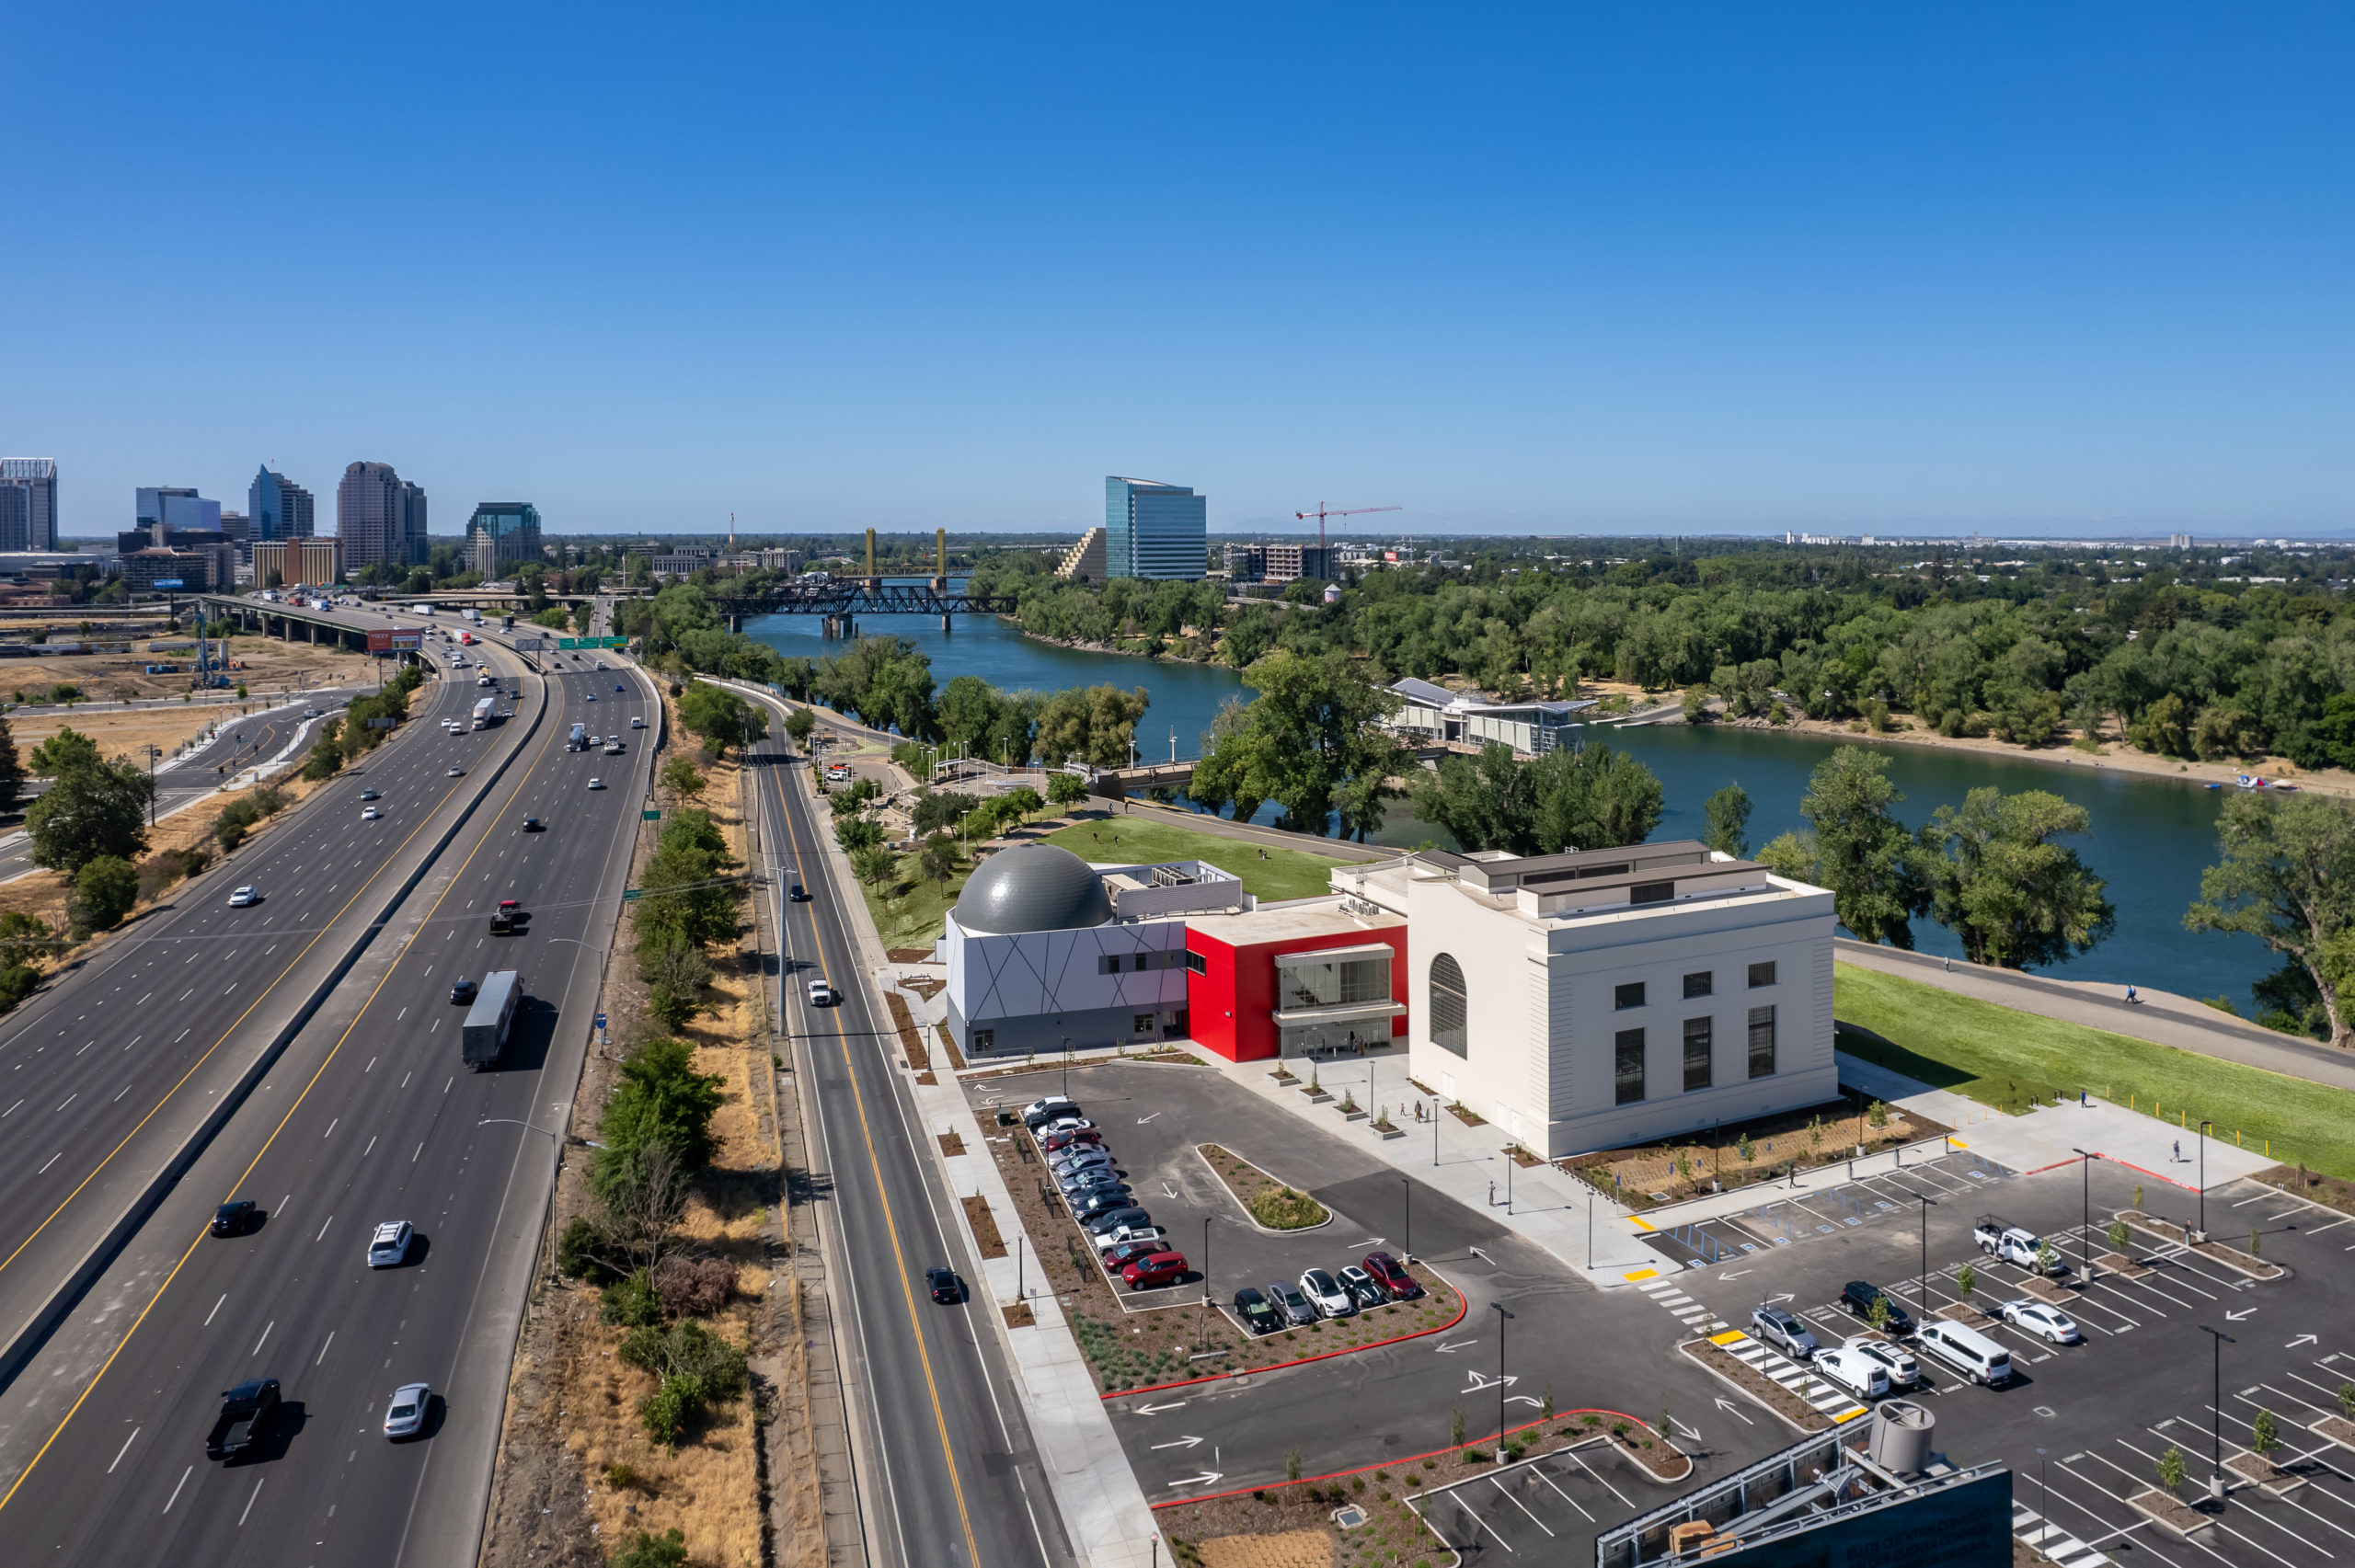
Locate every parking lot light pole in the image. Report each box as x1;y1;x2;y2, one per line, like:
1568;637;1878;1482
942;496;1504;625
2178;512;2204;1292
1062;1036;1071;1101
2199;1323;2234;1501
1907;1193;1936;1316
1401;1176;1412;1264
2072;1147;2095;1287
2199;1120;2211;1238
1491;1303;1515;1455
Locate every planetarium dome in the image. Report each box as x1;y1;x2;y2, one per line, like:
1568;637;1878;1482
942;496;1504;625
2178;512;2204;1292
952;842;1113;934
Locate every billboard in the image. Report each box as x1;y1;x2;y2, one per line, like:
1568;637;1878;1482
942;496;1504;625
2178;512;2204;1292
512;636;545;652
151;579;186;589
367;629;423;654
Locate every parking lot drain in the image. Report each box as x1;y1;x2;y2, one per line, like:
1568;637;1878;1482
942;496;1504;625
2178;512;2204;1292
2035;1406;2055;1419
1332;1505;1368;1529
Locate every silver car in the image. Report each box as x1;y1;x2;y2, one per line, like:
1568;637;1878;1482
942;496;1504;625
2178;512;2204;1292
1751;1306;1819;1360
383;1381;429;1439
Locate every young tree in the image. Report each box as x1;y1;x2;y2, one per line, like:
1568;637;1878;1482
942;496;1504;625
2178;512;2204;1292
850;845;898;886
2157;1445;2187;1495
1919;788;2115;968
660;756;706;796
1047;771;1089;810
834;817;883;854
1702;784;1752;859
0;711;22;813
918;832;960;889
2187;795;2355;1047
1004;784;1044;822
784;706;816;745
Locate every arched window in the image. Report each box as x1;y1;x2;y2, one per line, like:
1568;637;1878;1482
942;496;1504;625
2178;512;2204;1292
1430;953;1468;1058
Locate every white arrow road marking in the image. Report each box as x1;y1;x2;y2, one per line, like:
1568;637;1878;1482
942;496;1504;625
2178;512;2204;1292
1768;1292;1795;1305
1168;1471;1224;1488
1507;1394;1544;1408
1135;1401;1189;1415
1354;1238;1386;1249
1152;1436;1206;1450
1671;1417;1702;1439
1434;1339;1481;1354
1715;1397;1754;1425
1721;1269;1752;1281
1467;1247;1495;1265
1464;1371;1521;1392
1163;1184;1179;1198
1137;1113;1163;1124
2287;1334;2320;1348
2226;1309;2257;1322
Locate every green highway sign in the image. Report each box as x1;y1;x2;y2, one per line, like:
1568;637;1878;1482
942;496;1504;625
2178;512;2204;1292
557;636;628;649
642;808;661;820
623;888;643;900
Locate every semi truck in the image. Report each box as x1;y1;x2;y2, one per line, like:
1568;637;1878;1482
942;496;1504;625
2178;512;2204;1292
462;969;520;1070
568;722;588;751
472;696;496;729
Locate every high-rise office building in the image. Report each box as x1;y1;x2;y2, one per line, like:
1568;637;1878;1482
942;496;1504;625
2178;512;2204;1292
249;465;316;542
337;462;430;569
1104;476;1207;581
135;486;224;535
0;460;58;551
466;501;541;579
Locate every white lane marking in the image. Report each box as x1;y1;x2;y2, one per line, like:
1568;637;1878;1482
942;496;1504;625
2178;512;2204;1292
363;1136;376;1157
162;1465;191;1514
316;1216;332;1242
324;1119;337;1139
37;1152;59;1173
251;1321;273;1356
3;1100;21;1117
238;1477;263;1527
414;1141;425;1162
55;1093;72;1111
400;1071;411;1089
365;1058;375;1073
205;1294;225;1326
316;1331;335;1367
107;1426;141;1474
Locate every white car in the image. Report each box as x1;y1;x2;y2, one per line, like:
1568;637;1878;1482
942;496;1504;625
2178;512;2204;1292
1093;1223;1166;1253
1813;1345;1892;1400
805;979;837;1007
586;777;605;790
1844;1335;1922;1388
447;765;464;777
362;806;382;820
383;1381;429;1439
584;692;596;702
1299;1268;1354;1318
227;886;258;907
367;1219;413;1268
630;715;645;728
1998;1299;2083;1344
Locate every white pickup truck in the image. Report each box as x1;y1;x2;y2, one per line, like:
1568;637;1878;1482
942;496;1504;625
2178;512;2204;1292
1973;1215;2062;1273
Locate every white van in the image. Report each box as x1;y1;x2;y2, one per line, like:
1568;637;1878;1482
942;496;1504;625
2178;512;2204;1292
1917;1319;2012;1386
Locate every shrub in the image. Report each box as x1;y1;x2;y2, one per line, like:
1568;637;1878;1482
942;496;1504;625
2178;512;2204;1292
557;1217;624;1284
651;1253;735;1316
600;1269;664;1328
608;1528;688;1568
1867;1099;1889;1128
603;1461;654;1494
0;963;40;1013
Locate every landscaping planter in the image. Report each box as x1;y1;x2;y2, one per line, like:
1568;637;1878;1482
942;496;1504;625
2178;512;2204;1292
1372;1123;1407;1140
1610;1431;1694;1483
2117;1209;2284;1280
2311;1414;2355;1452
2096;1251;2151;1279
1338;1106;1369;1123
2226;1453;2304;1494
1936;1303;1997;1330
1299;1087;1334;1104
2019;1275;2074;1305
2128;1489;2211;1538
1677;1339;1830;1432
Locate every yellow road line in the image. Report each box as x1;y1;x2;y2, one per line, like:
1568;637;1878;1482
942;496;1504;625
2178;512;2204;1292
0;661;564;1516
769;732;986;1568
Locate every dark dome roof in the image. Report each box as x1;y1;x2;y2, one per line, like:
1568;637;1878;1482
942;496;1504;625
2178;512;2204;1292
954;843;1112;934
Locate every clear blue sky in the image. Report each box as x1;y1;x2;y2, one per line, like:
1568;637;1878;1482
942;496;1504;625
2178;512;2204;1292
6;4;2351;538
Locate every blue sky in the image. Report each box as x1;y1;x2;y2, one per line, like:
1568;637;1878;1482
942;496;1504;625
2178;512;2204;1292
6;4;2351;537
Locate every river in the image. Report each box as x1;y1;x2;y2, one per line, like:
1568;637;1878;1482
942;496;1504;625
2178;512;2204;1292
746;601;2280;1012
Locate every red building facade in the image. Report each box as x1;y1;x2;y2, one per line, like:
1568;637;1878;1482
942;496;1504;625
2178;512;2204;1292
1182;910;1407;1063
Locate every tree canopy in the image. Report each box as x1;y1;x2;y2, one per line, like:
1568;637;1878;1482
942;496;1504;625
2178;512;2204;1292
2187;794;2355;1047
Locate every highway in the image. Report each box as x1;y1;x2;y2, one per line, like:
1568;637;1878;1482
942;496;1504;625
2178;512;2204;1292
744;692;1076;1568
0;607;655;1564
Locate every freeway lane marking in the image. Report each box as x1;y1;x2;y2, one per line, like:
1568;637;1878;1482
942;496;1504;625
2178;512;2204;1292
769;732;988;1568
107;1426;139;1474
0;665;567;1521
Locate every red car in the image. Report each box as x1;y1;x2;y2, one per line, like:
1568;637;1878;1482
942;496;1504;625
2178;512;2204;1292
1362;1251;1420;1299
1101;1240;1166;1275
1120;1251;1189;1290
1042;1127;1103;1154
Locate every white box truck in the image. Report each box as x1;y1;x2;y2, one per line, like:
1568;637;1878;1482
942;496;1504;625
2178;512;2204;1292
472;696;496;730
462;970;520;1070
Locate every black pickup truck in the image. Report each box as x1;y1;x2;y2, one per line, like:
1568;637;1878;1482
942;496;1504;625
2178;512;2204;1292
206;1378;281;1460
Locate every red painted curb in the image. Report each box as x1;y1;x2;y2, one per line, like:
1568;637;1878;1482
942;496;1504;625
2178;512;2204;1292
2023;1150;2200;1193
1149;1406;1681;1511
1105;1271;1470;1401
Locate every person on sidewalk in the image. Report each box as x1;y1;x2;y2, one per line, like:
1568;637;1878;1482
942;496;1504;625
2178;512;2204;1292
2173;1139;2182;1162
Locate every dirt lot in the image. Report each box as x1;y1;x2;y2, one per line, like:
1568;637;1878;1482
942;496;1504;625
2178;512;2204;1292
6;635;375;765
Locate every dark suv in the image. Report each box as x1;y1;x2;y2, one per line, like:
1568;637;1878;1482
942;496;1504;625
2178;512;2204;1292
211;1201;257;1237
1839;1280;1916;1336
1233;1288;1282;1335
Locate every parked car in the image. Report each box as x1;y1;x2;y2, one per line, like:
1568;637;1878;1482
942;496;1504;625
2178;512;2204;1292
1916;1319;2013;1385
1751;1306;1819;1360
1042;1127;1103;1155
1998;1299;2083;1344
1101;1240;1168;1275
1121;1252;1189;1290
1813;1345;1892;1401
1080;1206;1152;1237
383;1382;430;1440
367;1220;414;1268
1037;1116;1095;1138
450;978;478;1004
1336;1265;1386;1310
1266;1278;1318;1327
1839;1281;1916;1336
1299;1268;1355;1318
1057;1165;1125;1194
1072;1191;1138;1223
1362;1252;1419;1299
211;1201;256;1237
1973;1215;2062;1273
1022;1097;1081;1128
926;1267;962;1304
1233;1288;1281;1335
1843;1335;1922;1388
227;886;258;907
1051;1152;1118;1179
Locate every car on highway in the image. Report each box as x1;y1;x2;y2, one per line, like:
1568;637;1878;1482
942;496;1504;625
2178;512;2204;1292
368;1220;414;1268
806;979;837;1007
451;978;478;1004
583;692;595;702
1299;1268;1354;1318
631;715;646;728
447;765;464;777
227;886;258;907
362;805;382;819
1844;1335;1922;1388
926;1267;962;1304
587;777;605;790
207;1378;281;1461
1751;1306;1819;1360
1266;1278;1318;1327
1122;1252;1189;1291
604;739;624;754
1233;1288;1282;1335
615;682;625;692
1839;1280;1916;1336
1363;1252;1419;1299
522;816;542;831
211;1201;257;1237
787;883;807;901
1022;1096;1080;1127
1338;1265;1385;1310
1081;1206;1151;1238
1093;1223;1166;1254
1812;1345;1892;1401
359;787;380;801
384;1381;430;1440
1997;1299;2083;1344
304;707;321;718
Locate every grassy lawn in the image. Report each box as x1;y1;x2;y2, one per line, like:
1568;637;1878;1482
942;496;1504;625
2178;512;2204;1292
856;847;971;951
1038;815;1353;902
1834;961;2355;1177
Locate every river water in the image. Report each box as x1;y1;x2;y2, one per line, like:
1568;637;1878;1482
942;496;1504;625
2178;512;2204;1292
746;602;2279;1010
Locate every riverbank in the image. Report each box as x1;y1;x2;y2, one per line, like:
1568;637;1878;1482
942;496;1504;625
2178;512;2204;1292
996;618;1230;670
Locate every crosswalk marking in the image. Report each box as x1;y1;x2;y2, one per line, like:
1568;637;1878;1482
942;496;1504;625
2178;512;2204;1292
1637;1278;1867;1422
2012;1502;2111;1568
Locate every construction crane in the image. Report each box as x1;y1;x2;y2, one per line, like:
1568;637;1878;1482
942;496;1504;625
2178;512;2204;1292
1293;502;1402;552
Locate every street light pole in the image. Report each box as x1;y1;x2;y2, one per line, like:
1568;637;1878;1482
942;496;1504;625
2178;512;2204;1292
1491;1303;1515;1455
2072;1148;2095;1287
1909;1193;1936;1316
2199;1120;2211;1238
2199;1323;2234;1501
1062;1036;1071;1100
1401;1176;1412;1264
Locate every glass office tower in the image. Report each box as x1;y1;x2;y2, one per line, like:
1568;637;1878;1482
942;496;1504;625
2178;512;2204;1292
1104;476;1207;581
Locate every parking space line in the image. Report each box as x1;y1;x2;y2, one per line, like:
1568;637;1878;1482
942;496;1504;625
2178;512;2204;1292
1490;1476;1557;1536
1561;1446;1635;1510
1529;1463;1596;1522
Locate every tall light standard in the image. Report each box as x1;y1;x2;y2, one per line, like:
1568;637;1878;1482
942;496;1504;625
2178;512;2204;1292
1490;1303;1515;1454
2072;1148;2096;1287
2199;1120;2212;1238
1400;1175;1412;1263
1906;1193;1936;1315
2199;1323;2234;1501
1062;1036;1072;1100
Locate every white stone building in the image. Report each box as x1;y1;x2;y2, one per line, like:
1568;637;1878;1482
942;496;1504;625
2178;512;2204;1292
1333;842;1836;1159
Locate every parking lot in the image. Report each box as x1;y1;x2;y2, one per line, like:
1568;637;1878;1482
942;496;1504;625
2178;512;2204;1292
1411;1440;1662;1558
1636;1146;2017;1269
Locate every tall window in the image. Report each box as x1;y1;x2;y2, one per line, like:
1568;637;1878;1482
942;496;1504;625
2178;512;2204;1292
1683;1017;1713;1092
1430;954;1468;1058
1614;980;1647;1011
1614;1029;1647;1104
1748;1005;1777;1078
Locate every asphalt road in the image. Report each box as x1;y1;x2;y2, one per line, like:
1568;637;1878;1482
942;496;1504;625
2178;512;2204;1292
0;627;656;1564
744;708;1077;1568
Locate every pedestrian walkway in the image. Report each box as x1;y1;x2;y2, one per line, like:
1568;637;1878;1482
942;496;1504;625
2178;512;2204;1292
2012;1501;2114;1568
1622;1276;1867;1422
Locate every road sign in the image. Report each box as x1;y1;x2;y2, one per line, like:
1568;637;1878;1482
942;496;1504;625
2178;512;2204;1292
642;808;661;820
622;888;643;900
595;1012;607;1031
513;635;544;652
151;578;185;589
557;636;627;649
367;716;395;729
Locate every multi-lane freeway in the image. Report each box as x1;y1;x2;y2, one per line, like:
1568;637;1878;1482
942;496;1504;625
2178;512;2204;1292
0;603;657;1564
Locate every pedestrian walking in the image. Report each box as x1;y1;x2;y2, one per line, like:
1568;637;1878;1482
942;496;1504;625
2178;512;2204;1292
1489;1180;1496;1207
2173;1139;2181;1162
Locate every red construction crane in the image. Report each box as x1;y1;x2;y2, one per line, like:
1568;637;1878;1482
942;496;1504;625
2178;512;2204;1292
1293;502;1402;551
